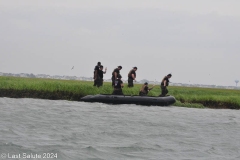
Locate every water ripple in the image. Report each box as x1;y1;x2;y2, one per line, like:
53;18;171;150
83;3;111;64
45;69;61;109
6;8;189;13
0;98;240;160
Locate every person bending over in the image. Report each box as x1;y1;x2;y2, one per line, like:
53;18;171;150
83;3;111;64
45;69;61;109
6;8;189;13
159;74;172;97
127;67;137;87
139;82;155;96
111;66;122;87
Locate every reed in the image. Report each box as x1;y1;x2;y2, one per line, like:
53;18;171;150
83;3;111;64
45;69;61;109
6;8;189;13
0;76;239;109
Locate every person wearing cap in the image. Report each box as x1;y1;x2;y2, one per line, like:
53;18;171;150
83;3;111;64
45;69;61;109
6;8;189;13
159;74;172;97
127;67;137;87
93;62;101;86
111;66;122;87
112;74;124;95
139;82;155;96
96;65;107;87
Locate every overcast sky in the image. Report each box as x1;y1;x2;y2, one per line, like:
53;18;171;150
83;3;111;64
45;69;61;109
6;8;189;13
1;0;240;86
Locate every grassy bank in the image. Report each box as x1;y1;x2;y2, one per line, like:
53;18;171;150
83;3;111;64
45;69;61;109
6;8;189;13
0;76;239;109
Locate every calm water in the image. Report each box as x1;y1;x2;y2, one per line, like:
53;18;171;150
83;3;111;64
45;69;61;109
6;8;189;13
0;97;239;160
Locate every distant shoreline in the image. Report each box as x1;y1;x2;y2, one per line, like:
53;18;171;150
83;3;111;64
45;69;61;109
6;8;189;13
0;76;239;109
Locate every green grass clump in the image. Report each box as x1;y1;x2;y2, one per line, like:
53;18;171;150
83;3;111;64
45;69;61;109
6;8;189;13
0;76;240;109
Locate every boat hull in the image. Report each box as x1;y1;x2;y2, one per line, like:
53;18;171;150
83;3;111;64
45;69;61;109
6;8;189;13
81;94;176;106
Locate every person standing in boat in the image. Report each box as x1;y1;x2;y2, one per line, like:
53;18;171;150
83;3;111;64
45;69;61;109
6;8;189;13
112;74;124;95
93;62;101;86
96;65;107;87
127;67;137;87
159;74;172;97
139;82;155;96
111;66;122;87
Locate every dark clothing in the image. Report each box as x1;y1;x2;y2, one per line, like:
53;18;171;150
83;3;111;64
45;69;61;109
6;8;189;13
96;77;103;87
94;65;100;71
161;76;170;86
128;69;136;87
114;79;123;89
139;85;149;95
93;65;100;86
112;80;123;95
128;78;134;87
112;68;120;78
98;70;104;79
160;85;168;97
159;75;171;96
112;80;115;87
111;68;120;86
128;69;136;79
96;70;104;87
160;76;170;96
94;65;100;78
139;91;147;96
112;88;123;95
93;76;99;86
139;85;149;96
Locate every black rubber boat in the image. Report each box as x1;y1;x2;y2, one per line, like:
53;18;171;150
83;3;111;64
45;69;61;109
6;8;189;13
80;94;176;106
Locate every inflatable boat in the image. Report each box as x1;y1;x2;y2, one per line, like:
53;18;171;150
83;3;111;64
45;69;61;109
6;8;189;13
80;94;176;106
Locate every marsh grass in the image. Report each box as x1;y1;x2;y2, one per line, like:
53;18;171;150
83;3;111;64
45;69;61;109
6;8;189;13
0;76;239;109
